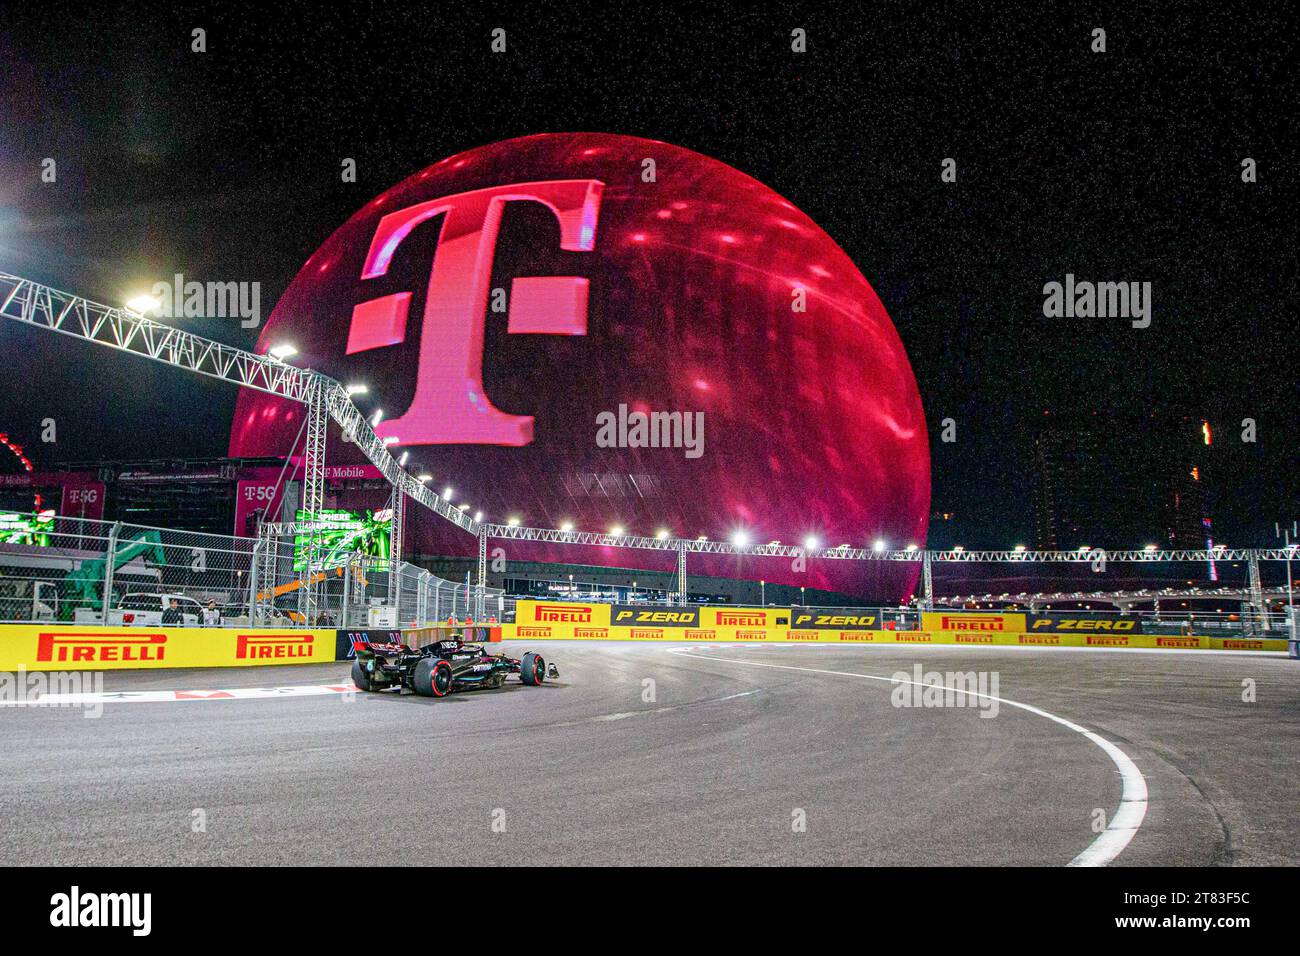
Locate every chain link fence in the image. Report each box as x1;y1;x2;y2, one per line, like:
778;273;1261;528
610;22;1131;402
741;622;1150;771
2;510;1286;638
0;512;507;628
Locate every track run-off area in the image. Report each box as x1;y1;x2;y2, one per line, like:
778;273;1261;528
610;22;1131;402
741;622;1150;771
1;642;1295;866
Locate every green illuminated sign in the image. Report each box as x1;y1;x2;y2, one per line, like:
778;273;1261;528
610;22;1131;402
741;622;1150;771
292;508;391;571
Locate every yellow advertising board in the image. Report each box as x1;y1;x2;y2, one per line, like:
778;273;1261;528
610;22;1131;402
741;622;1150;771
501;602;1285;651
0;624;338;671
922;611;1027;633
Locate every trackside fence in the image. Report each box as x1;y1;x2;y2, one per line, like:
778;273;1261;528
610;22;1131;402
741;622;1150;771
0;512;506;628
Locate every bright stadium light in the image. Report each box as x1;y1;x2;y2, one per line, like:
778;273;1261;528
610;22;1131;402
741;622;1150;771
371;409;384;426
416;473;432;483
804;535;819;550
905;543;918;552
268;343;298;361
458;503;469;511
398;451;409;466
474;511;483;522
442;486;453;501
345;383;368;396
1144;543;1157;552
953;545;965;552
1078;545;1090;552
560;521;574;533
507;516;520;527
381;436;400;445
609;525;624;537
732;531;750;548
873;539;886;552
656;528;670;540
125;293;162;315
1014;544;1027;553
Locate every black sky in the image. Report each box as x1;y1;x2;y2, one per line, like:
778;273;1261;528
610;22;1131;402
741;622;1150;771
0;0;1295;547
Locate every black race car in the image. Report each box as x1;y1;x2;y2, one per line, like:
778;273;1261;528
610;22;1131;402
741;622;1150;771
350;636;556;697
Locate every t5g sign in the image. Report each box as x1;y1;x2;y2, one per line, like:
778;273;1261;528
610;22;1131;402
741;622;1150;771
346;180;605;447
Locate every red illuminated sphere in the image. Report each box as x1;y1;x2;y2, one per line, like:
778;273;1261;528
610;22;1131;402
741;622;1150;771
230;133;929;600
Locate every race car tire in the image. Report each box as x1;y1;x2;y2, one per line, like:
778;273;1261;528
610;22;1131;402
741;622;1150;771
350;660;373;692
520;652;546;686
413;658;453;697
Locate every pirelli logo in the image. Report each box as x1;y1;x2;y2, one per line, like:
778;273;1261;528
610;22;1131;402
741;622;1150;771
787;631;822;641
630;628;664;640
36;632;166;663
940;616;1004;632
534;604;592;623
236;633;313;660
1086;635;1130;646
1155;636;1200;648
955;634;995;644
897;633;933;642
716;611;765;626
838;632;876;642
1223;640;1263;650
517;626;552;638
685;629;717;640
735;630;767;640
574;627;607;639
1019;634;1061;645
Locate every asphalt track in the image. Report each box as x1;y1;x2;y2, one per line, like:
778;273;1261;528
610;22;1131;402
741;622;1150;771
1;642;1296;866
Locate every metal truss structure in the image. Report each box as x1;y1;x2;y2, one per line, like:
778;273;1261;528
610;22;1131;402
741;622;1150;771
480;523;1295;565
0;272;474;526
476;527;488;620
0;273;320;402
933;586;1296;608
386;484;406;607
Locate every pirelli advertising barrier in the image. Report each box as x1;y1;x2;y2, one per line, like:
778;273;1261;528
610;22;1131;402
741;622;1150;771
502;602;1286;651
0;624;339;671
510;601;787;641
907;612;1283;651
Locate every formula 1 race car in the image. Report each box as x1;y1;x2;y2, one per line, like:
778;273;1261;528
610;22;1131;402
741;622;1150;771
350;636;556;697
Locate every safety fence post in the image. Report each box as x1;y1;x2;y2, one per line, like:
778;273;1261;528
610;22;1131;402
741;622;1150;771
100;521;123;620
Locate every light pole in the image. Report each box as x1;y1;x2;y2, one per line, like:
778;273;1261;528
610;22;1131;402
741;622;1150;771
760;579;766;605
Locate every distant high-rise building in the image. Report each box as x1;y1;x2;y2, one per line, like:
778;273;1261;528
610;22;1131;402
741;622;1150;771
1032;412;1213;550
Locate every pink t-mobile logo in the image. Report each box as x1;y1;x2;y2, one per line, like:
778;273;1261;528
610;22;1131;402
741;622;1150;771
347;179;605;446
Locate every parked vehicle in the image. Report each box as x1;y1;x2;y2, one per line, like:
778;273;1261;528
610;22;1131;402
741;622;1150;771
73;592;205;627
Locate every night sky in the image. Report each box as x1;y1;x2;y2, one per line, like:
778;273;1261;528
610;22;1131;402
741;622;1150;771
0;1;1295;548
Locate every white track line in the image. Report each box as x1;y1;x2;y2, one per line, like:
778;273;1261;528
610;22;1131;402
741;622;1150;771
0;682;357;706
669;648;1148;867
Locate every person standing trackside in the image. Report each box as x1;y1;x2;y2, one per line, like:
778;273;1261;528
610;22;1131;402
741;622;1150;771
203;601;221;627
161;599;183;625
